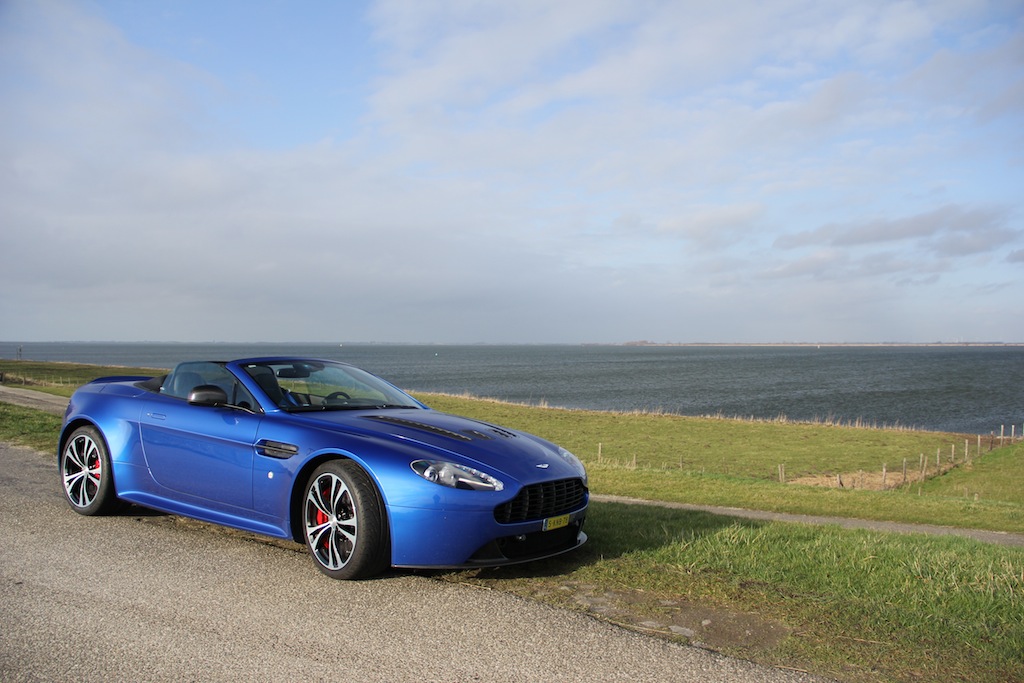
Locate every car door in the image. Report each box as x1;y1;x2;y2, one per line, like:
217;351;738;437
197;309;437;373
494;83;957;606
139;363;261;510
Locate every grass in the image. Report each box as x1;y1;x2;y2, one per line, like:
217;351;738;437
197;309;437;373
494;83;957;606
445;503;1024;682
3;361;1024;682
588;464;1024;532
919;443;1024;503
0;360;167;398
0;402;62;453
417;392;991;481
414;392;1024;533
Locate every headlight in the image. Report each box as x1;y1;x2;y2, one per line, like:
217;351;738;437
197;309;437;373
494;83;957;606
411;460;504;492
557;447;588;486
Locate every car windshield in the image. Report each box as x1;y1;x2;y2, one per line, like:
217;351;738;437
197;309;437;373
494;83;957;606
241;360;420;412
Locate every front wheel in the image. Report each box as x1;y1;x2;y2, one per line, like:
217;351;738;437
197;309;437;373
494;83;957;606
60;426;118;515
302;460;388;580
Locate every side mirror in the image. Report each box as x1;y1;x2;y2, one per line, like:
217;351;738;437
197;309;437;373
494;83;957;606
188;384;229;407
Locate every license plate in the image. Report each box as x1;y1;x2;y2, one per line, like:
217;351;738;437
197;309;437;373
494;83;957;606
543;513;570;531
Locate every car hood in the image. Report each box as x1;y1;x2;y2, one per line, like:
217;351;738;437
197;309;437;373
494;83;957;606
294;409;582;483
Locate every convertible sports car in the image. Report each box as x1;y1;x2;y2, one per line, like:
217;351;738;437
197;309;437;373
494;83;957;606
58;358;588;579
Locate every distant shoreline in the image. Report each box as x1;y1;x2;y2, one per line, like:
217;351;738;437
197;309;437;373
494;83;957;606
4;340;1023;348
608;341;1024;348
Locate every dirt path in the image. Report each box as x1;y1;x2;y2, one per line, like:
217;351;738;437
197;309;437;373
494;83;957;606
0;383;69;415
4;382;1022;548
590;494;1024;547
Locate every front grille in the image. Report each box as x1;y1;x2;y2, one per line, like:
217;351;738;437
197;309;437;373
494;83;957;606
494;478;587;524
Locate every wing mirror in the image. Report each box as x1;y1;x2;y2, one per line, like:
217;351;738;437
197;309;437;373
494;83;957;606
188;385;229;407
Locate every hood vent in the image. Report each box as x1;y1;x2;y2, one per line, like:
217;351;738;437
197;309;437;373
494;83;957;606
363;415;471;441
481;424;517;439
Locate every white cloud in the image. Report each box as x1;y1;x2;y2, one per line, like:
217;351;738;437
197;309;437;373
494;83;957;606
1;0;1022;343
774;204;1016;254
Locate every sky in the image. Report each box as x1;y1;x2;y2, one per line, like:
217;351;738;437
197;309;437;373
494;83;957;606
1;0;1022;344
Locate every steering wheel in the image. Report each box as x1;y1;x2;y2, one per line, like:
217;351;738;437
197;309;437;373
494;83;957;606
325;391;351;402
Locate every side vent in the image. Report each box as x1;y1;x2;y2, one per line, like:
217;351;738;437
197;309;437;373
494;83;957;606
256;440;299;459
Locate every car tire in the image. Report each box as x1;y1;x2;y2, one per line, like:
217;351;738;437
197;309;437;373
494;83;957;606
60;426;118;515
302;459;388;580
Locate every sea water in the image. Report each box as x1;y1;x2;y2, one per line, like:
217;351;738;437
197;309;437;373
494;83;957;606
3;341;1022;435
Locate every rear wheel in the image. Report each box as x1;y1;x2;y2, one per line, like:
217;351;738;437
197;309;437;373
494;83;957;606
60;426;117;515
302;460;388;580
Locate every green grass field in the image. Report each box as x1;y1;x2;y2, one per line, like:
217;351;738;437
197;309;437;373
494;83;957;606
417;392;1024;533
3;360;1023;682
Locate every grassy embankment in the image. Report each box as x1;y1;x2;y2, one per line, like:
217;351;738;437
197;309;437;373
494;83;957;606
2;360;1022;682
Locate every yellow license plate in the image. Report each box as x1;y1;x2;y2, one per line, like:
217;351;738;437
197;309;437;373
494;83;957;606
543;513;570;531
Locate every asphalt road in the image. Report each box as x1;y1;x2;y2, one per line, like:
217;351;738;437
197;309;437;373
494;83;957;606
0;442;829;683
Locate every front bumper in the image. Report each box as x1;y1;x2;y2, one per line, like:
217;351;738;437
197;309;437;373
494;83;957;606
388;502;588;569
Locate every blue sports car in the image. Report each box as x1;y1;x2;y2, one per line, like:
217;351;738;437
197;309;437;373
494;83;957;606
58;358;588;579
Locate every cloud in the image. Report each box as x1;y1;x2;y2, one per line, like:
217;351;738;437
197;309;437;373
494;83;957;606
1;0;1022;343
655;204;766;247
774;204;1017;256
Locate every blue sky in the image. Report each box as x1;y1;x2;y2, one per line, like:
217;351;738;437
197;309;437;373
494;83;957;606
2;0;1022;344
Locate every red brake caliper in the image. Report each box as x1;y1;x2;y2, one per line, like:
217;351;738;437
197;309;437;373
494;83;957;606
83;439;98;494
317;484;330;551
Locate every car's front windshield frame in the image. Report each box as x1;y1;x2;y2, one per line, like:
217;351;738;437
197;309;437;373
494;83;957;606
239;360;421;412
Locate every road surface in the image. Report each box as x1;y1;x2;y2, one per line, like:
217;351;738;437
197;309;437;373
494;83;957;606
0;441;827;682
